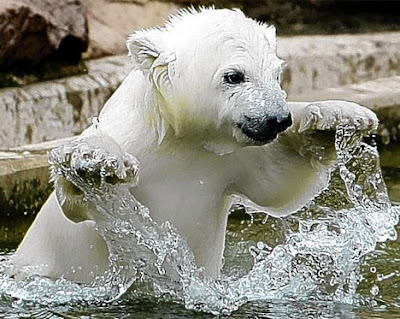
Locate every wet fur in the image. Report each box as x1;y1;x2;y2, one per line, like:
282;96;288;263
10;8;378;283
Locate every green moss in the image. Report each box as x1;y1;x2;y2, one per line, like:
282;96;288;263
0;173;53;245
0;59;88;89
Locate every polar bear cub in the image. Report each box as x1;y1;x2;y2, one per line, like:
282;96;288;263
10;8;378;283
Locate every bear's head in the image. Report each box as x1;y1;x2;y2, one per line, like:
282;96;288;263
127;8;292;154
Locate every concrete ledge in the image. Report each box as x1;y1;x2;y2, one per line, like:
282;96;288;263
0;137;74;177
0;138;74;240
289;76;400;111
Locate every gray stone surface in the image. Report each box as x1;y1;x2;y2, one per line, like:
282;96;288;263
279;32;400;96
289;75;400;110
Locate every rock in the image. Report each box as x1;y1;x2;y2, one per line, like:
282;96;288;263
0;0;88;69
84;0;179;59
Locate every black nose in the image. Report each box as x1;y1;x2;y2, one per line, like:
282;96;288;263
239;114;292;144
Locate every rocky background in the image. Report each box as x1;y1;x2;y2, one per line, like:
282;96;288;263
0;0;399;87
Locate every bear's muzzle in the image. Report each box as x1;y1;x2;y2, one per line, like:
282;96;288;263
238;113;292;144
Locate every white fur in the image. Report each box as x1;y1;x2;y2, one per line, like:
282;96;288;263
10;8;378;283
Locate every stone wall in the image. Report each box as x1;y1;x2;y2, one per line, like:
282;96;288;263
0;56;130;148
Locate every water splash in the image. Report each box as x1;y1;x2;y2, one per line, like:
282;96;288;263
219;123;399;310
0;121;398;315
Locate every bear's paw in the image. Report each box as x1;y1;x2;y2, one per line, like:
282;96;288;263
297;101;378;133
49;135;139;197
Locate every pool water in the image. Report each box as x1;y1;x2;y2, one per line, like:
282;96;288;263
1;125;400;318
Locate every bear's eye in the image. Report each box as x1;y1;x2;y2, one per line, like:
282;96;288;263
224;71;245;85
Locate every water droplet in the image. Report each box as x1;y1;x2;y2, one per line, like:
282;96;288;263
256;242;264;250
370;284;379;296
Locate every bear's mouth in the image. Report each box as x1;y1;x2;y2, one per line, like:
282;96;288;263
237;115;293;144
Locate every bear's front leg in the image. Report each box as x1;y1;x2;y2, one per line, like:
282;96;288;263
232;100;379;218
49;133;139;223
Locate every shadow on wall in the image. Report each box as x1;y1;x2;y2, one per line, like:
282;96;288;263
164;0;400;35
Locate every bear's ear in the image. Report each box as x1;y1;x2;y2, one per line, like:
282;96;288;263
127;28;166;71
264;25;277;52
127;28;176;94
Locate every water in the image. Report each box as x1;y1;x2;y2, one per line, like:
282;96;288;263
0;121;400;318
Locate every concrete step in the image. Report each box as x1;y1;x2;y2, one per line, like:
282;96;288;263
1;32;399;148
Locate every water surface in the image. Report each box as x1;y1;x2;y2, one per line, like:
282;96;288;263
1;124;400;318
